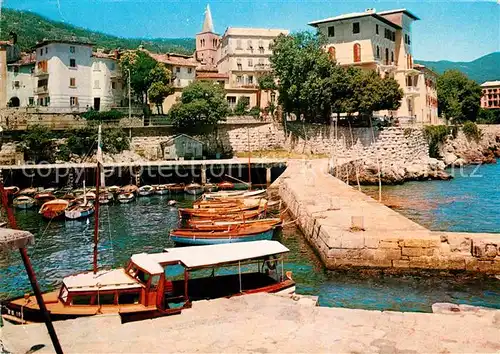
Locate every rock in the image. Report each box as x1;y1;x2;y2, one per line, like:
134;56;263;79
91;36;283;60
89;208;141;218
453;158;465;167
443;153;458;166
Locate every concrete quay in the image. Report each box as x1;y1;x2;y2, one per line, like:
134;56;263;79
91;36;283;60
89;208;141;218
2;293;500;353
277;160;500;273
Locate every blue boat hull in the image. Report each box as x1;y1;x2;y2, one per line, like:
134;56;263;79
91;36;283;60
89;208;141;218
171;229;274;246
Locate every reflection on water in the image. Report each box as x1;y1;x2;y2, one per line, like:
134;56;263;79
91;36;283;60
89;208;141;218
1;192;499;312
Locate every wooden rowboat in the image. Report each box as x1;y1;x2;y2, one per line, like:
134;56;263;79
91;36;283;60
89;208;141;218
180;199;267;218
170;224;276;245
154;184;171;195
183;208;265;221
193;198;260;209
188;218;282;230
118;192;136;204
184;183;203;195
217;181;234;190
203;189;266;200
39;199;70;220
138;185;154;197
19;187;38;197
4;186;20;197
122;185;139;194
167;183;185;193
34;192;56;205
65;200;95;220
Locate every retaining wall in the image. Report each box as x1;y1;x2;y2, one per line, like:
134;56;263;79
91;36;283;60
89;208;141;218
277;160;500;273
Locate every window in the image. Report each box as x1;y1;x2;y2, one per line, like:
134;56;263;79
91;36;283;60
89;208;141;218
247;40;253;49
353;43;361;63
404;34;408;44
227;96;237;107
391;51;394;64
13;66;19;74
98;294;115;305
328;26;335;37
69;78;76;87
385;48;389;65
376;46;380;59
45;47;48;54
112;81;116;89
236;75;242;84
376;24;379;35
353;22;360;34
187;67;193;74
70;97;79;106
407;35;411;45
258;58;264;67
69;59;76;68
236;39;242;49
71;295;92;305
94;80;100;89
118;292;139;305
248;75;254;84
258;40;264;48
70;46;75;53
176;67;181;73
40;49;43;56
237;58;242;70
13;81;20;89
29;97;34;106
328;46;336;61
248;59;253;67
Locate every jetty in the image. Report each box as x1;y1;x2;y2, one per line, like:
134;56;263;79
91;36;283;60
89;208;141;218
3;293;499;353
276;159;500;273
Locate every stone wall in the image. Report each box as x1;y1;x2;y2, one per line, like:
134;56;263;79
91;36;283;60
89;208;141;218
276;160;500;274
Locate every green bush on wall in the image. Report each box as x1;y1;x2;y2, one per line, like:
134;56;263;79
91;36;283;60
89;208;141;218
423;125;452;158
462;121;482;143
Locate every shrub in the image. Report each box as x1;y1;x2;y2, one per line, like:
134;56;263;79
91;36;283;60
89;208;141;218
423;125;451;158
462;121;482;143
81;109;125;121
22;125;57;163
102;128;129;154
233;97;250;115
248;106;261;118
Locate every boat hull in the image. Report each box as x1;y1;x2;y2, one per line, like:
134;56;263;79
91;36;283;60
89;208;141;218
65;209;95;220
170;228;274;245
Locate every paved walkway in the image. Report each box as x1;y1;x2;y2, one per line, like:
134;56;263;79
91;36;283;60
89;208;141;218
2;294;500;353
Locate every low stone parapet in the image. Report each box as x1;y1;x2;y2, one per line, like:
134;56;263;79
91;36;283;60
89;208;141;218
277;160;500;274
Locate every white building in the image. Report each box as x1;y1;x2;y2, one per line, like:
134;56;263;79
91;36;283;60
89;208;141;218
6;52;36;107
34;40;123;112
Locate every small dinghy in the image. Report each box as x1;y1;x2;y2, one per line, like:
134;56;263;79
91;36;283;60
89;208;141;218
184;183;203;195
138;185;154;197
34;192;56;205
39;199;70;220
203;183;217;192
4;186;20;197
167;183;185;194
13;195;36;210
121;185;139;194
118;192;136;204
203;189;266;200
108;186;121;195
99;191;114;205
65;200;95;220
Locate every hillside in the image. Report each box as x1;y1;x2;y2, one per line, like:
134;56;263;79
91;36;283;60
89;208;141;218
0;8;195;55
417;52;500;84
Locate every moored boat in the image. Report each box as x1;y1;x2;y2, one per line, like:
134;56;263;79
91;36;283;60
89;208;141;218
180;199;267;218
2;240;294;323
19;187;38;197
184;183;203;195
118;192;136;204
34;192;56;205
122;185;139;194
154;184;171;195
138;185;154;197
188;217;282;231
167;183;185;194
170;224;276;245
65;200;95;220
203;183;217;192
217;181;234;190
13;195;36;210
98;191;114;205
39;199;70;220
108;185;121;195
203;189;266;200
4;186;20;197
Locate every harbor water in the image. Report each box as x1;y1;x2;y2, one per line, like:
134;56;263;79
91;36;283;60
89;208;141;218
1;175;500;312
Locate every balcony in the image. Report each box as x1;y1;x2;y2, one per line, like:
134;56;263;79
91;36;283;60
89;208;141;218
378;61;397;72
405;86;420;96
34;85;48;94
231;82;259;90
110;69;122;79
254;64;271;71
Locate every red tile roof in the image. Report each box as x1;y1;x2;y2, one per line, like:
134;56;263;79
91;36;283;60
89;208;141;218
9;52;36;66
149;52;198;67
92;51;117;59
196;72;229;79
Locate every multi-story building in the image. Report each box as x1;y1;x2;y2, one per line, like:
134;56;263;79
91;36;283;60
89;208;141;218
413;64;439;124
33;39;123;112
6;52;36;107
194;6;287;111
149;51;198;112
0;40;21;108
309;8;431;123
480;81;500;110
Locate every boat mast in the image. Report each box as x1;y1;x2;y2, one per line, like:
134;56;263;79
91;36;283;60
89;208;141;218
93;125;102;274
247;127;251;190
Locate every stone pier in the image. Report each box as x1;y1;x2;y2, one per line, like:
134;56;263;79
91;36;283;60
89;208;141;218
276;160;500;273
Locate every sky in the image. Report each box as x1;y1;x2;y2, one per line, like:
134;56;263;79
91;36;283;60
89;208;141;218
3;0;500;62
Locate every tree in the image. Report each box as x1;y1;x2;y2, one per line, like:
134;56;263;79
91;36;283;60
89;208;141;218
233;96;250;115
119;51;173;110
148;82;174;115
437;70;482;123
169;81;230;133
22;125;57;163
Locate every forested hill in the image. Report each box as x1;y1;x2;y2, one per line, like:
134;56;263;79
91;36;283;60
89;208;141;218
0;8;196;54
417;52;500;84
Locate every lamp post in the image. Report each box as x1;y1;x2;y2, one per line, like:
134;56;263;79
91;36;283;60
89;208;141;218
127;68;131;120
0;184;63;354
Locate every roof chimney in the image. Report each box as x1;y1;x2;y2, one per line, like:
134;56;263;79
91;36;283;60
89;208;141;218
365;8;376;13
